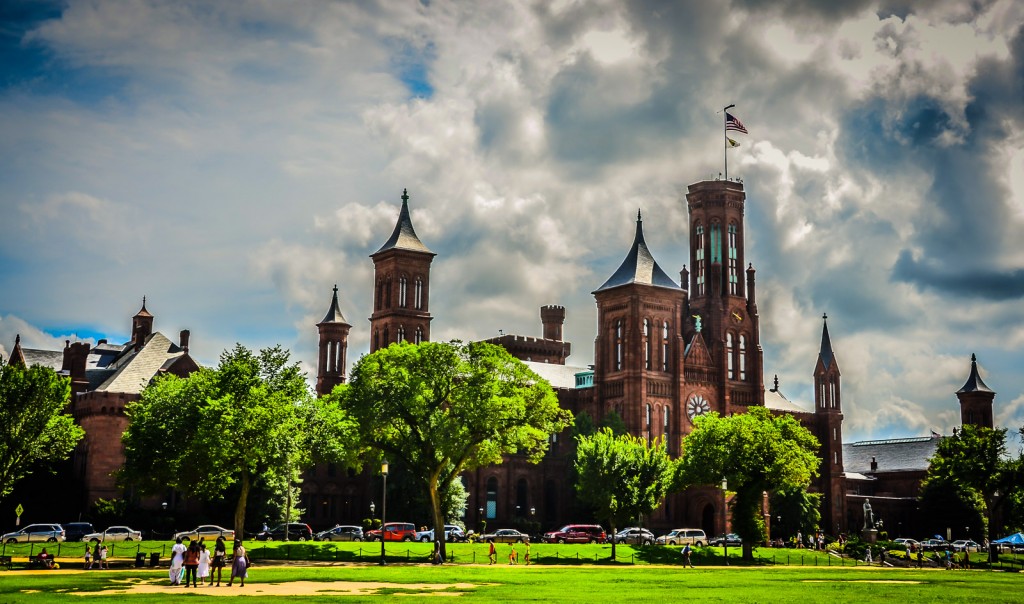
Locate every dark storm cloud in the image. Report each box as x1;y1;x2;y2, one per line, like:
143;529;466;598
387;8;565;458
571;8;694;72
893;251;1024;300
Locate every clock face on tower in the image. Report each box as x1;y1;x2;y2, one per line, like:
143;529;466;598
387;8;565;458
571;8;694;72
686;394;711;422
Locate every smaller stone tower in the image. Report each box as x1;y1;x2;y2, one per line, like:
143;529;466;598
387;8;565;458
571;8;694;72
956;353;995;428
317;285;352;397
541;305;566;341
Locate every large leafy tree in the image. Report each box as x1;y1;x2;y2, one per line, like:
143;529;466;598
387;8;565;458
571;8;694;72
0;359;84;499
121;345;354;539
676;407;820;560
337;340;572;560
574;428;673;560
920;424;1018;540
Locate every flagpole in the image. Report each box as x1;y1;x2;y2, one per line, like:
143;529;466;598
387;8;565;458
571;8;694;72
723;104;735;180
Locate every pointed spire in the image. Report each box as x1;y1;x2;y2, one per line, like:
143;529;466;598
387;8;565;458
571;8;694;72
319;285;350;325
135;296;152;318
594;210;680;292
9;334;27;367
957;353;994;394
818;313;834;370
373;188;433;255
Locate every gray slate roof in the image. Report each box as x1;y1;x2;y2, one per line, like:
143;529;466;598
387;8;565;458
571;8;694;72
764;388;809;413
594;211;680;293
957;354;994;393
21;348;64;371
842;436;942;474
373;189;433;255
319;286;350;325
818;315;835;370
96;332;185;394
523;361;590;390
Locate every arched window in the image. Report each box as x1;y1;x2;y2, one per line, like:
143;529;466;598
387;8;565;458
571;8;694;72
385;277;392;307
615;320;623;371
374;330;380;351
376;280;384;310
711;223;722;263
694;224;705;296
646;403;652;443
486;477;498;520
399;277;408;308
397;325;405;342
728;223;739;295
644;319;651;370
662;322;669;371
414;277;423;309
383;327;389;346
726;333;735;380
415;326;423;344
664;406;670;438
739;335;746;381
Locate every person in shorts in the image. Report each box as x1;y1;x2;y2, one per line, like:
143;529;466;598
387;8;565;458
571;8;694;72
211;536;227;586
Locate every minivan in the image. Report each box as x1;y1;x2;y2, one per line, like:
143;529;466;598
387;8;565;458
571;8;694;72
656;528;706;546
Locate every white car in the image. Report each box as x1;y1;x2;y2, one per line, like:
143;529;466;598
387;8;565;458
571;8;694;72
2;524;65;543
893;538;920;550
83;526;143;542
174;525;235;542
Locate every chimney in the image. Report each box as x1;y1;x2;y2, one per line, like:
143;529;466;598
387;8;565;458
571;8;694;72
179;330;190;354
680;264;689;291
870;456;878;472
62;340;91;396
540;305;566;341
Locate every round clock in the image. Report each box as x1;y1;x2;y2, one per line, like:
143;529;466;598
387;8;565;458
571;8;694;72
686;394;711;421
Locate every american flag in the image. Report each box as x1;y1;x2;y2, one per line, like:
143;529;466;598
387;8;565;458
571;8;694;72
725;112;748;134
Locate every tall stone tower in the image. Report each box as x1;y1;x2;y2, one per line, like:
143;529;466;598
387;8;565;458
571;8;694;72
813;313;846;533
956;354;995;428
593;211;686;447
316;285;352;396
369;189;435;352
684;180;764;413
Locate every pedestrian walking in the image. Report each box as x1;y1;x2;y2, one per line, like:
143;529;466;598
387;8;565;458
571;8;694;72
488;540;496;564
916;549;923;568
864;546;873;564
524;540;531;566
183;541;200;587
92;543;101;570
99;544;108;569
211;536;227;587
682;543;694;568
228;541;248;587
509;543;518;565
169;538;187;585
84;545;92;570
197;543;211;586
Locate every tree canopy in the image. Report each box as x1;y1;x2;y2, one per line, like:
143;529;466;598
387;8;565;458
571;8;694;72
675;406;820;559
336;340;572;559
121;344;354;538
0;359;83;500
574;428;673;560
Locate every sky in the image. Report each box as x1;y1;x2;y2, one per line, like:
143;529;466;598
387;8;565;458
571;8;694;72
1;0;1023;443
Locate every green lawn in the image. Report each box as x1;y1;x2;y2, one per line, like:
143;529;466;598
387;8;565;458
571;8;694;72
0;562;1020;602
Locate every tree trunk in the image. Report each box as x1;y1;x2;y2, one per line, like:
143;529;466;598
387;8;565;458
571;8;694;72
428;474;447;562
610;523;616;562
234;467;250;544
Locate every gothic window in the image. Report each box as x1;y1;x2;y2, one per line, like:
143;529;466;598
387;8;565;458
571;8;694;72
383;327;389;346
646;403;652;443
711;222;722;263
664;406;670;435
830;380;837;408
739;335;746;381
374;330;380;351
726;333;735;380
644;319;651;370
486;477;498;520
397;325;405;342
728;223;739;295
385;277;392;306
415;277;423;309
375;280;383;310
399;277;408;308
662;321;669;371
694;224;705;296
415;326;423;344
615;320;623;371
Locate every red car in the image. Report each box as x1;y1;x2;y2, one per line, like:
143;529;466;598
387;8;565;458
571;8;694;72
366;522;416;542
543;524;606;544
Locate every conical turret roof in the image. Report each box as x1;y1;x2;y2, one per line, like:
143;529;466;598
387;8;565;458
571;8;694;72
134;297;152;318
957;353;994;394
818;313;835;370
594;210;680;293
319;286;350;325
373;189;433;255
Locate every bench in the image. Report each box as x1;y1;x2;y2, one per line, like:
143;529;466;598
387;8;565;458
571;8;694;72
27;555;53;569
0;555;11;570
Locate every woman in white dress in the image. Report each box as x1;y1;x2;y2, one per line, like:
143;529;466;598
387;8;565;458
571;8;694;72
197;543;211;586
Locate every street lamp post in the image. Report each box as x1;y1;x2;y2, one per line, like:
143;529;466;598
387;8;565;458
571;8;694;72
379;460;389;566
721;478;729;566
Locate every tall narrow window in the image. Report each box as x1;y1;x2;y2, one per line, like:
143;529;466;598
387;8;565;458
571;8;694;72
399;277;408;308
644;319;651;370
385;277;392;307
662;322;669;371
726;333;735;380
646;403;652;444
415;326;423;344
374;330;380;350
397;325;405;342
695;225;705;296
383;327;389;346
486;477;498;520
739;335;746;381
728;224;738;295
664;406;670;433
711;223;722;263
615;320;623;371
414;277;423;309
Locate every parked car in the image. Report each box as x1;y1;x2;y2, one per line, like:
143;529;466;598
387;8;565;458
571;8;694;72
543;524;606;544
2;524;65;543
83;526;142;542
416;525;466;542
952;539;981;552
609;527;655;545
656;528;706;546
708;533;742;547
173;525;235;542
365;522;417;542
893;538;921;550
479;529;529;543
62;522;95;543
315;525;364;542
919;538;948;551
255;523;313;542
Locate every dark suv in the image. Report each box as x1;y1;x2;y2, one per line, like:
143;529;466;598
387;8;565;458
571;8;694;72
543;524;606;544
63;522;95;543
255;523;313;541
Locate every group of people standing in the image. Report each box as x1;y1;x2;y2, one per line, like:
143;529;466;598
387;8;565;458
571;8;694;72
83;543;108;569
168;536;248;587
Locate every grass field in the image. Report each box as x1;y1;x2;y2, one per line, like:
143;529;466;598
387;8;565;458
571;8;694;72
1;562;1019;602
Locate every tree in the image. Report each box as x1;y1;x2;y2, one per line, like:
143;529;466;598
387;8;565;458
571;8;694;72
337;340;572;560
920;425;1017;541
0;359;84;500
121;345;355;539
675;407;820;560
574;428;673;561
769;487;821;542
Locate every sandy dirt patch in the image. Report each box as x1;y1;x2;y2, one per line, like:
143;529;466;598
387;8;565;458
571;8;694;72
66;577;484;597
